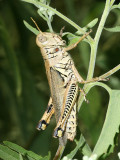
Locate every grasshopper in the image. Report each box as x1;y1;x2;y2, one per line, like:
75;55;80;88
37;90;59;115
31;18;107;159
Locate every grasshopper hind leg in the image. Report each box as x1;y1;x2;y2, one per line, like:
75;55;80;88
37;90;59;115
53;103;77;141
53;81;78;139
53;127;64;138
66;103;76;141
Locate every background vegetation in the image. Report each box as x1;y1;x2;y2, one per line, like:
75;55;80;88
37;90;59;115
0;0;120;159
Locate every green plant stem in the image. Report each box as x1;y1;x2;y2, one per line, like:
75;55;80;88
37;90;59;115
77;63;120;111
87;0;111;80
47;20;53;32
22;0;93;41
22;0;82;30
100;64;120;79
77;0;112;111
110;0;116;6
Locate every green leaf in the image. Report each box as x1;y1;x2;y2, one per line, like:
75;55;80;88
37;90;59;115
66;33;90;46
4;141;29;156
19;154;23;160
3;141;42;160
111;3;120;10
0;144;19;160
104;26;120;32
67;35;80;46
63;134;92;159
76;18;98;34
0;142;50;160
75;135;92;156
23;20;39;35
93;90;120;158
84;18;98;29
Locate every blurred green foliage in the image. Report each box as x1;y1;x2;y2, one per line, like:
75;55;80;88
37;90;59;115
0;0;120;159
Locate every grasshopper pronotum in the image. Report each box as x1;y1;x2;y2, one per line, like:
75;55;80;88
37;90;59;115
31;18;107;159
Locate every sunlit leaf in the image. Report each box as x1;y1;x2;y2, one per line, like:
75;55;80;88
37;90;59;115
19;154;23;160
111;3;120;10
66;34;90;46
23;20;39;35
93;90;120;158
83;18;98;30
0;141;51;160
0;145;18;160
3;141;42;160
104;26;120;32
76;18;98;34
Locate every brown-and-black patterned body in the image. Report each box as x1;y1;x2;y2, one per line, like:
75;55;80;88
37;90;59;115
36;32;79;141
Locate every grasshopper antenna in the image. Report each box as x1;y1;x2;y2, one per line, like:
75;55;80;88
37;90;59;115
31;17;42;33
59;26;65;37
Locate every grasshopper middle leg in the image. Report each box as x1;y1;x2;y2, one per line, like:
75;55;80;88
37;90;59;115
72;64;109;84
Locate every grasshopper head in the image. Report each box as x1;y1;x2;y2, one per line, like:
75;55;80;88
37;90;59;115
30;18;65;47
36;32;66;47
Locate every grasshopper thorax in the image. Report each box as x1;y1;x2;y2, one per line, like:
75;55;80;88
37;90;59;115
36;32;66;48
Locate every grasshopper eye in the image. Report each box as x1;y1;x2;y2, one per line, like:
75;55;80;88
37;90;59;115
38;35;47;43
55;48;59;52
62;40;66;45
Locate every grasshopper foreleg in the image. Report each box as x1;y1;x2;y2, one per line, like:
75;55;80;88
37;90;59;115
64;30;92;52
37;97;54;130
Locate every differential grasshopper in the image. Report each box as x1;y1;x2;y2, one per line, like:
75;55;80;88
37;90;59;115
31;19;107;159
